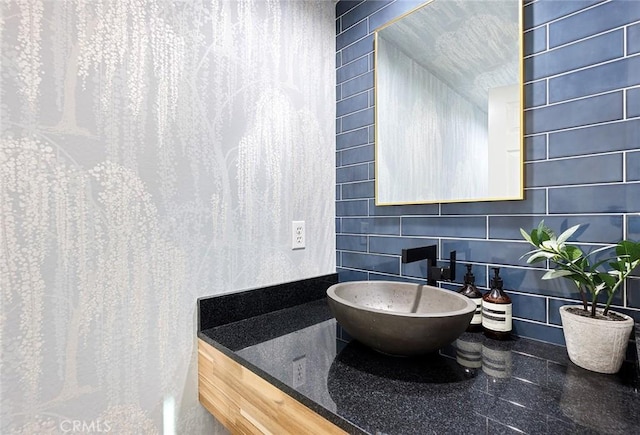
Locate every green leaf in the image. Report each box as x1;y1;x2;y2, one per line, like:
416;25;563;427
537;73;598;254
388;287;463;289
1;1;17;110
572;273;594;288
542;269;574;280
541;240;558;251
628;241;640;261
532;221;541;244
557;224;580;244
539;229;552;244
530;229;540;246
520;248;542;261
533;220;551;246
527;251;555;264
597;272;616;289
591;255;617;271
608;261;622;272
564;245;584;261
520;228;533;245
617;240;640;262
605;241;640;278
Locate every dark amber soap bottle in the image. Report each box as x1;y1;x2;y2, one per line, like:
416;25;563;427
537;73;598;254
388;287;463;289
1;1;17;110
459;264;483;332
482;267;512;340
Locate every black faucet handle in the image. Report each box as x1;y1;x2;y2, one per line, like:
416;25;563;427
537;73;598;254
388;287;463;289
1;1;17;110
432;250;457;282
448;250;456;282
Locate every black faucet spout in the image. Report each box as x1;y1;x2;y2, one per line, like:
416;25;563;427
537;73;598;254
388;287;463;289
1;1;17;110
401;245;436;265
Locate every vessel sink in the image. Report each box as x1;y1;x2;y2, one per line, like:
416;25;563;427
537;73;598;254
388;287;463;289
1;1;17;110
327;281;475;356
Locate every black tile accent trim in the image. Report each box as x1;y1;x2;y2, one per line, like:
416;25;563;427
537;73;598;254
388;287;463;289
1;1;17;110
200;299;335;351
197;273;338;331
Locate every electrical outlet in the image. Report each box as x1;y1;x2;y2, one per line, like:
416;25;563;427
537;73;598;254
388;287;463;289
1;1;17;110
291;220;305;250
292;356;306;388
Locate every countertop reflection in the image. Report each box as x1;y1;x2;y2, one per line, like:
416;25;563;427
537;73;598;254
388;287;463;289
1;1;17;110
199;299;640;435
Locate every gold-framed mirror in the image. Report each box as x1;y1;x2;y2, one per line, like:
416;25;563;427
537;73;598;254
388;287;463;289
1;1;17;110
374;0;523;205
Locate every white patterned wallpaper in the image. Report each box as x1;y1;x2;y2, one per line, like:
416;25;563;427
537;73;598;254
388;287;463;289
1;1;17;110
0;1;336;433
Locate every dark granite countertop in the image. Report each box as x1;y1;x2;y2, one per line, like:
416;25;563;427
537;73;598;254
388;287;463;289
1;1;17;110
198;276;640;435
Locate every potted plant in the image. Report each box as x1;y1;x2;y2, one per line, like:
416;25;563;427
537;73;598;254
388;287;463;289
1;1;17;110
520;221;640;374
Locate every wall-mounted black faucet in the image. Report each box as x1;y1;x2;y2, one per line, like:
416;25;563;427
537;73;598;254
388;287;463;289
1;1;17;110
401;245;456;286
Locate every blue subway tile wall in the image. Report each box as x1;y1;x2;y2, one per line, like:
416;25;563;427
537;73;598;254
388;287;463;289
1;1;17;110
547;0;640;47
337;58;369;87
523;0;602;28
525;153;623;187
548;119;640;157
525;91;623;134
628;87;640;118
548;57;640;103
628;151;640;181
524;29;624;81
524;25;546;56
335;0;640;346
524;80;547;108
524;135;547;161
629;22;640;54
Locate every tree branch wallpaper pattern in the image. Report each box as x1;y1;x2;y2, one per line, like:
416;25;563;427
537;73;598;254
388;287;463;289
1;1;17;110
0;1;336;433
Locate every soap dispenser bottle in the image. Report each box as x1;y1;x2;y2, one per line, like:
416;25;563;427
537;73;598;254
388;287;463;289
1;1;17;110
482;267;512;340
459;264;483;332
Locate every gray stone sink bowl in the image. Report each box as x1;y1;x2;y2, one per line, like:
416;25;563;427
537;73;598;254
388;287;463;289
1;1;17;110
327;281;475;356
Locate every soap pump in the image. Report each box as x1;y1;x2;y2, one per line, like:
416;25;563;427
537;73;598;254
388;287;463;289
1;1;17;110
458;264;483;332
482;267;512;340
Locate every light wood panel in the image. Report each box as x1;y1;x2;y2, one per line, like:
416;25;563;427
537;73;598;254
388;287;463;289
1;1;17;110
198;338;348;435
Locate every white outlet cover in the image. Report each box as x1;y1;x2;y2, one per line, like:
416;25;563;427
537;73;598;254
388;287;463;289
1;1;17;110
292;220;305;250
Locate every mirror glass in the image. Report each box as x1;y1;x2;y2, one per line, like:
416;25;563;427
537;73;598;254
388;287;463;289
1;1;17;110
375;0;522;205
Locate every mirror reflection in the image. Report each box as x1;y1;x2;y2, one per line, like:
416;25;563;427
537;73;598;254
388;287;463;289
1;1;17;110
375;0;522;205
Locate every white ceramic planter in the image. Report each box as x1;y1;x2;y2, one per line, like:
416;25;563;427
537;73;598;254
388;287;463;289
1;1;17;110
559;305;634;374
